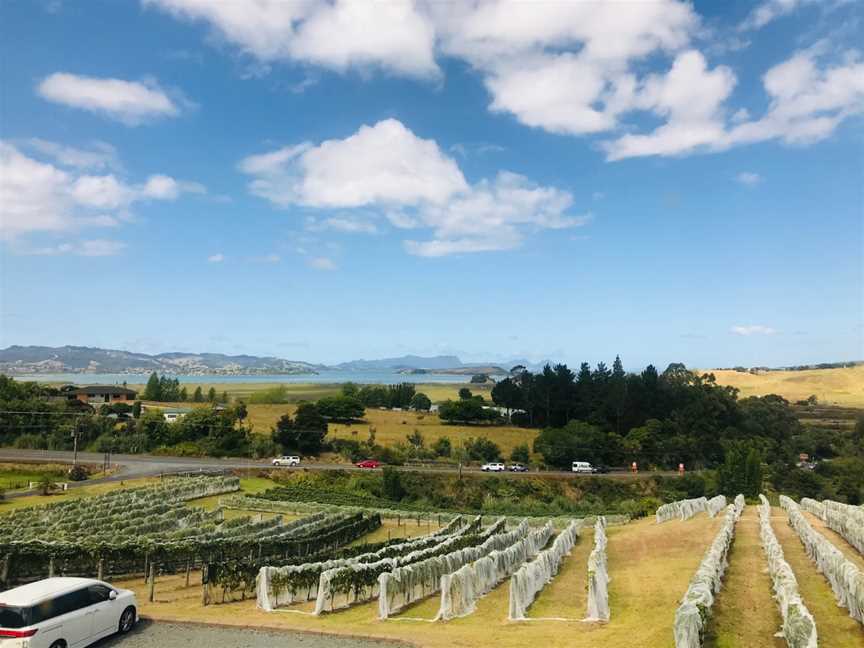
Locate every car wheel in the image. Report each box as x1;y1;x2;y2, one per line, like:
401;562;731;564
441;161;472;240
49;641;66;648
119;606;136;633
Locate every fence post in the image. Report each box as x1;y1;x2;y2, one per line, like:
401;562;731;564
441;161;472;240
202;565;211;606
48;556;54;578
185;560;191;588
148;563;156;602
1;554;10;585
97;558;104;581
143;553;149;583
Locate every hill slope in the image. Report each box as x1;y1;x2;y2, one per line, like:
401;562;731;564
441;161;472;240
706;365;864;407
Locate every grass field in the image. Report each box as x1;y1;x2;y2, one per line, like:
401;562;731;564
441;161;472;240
705;365;864;407
0;476;159;513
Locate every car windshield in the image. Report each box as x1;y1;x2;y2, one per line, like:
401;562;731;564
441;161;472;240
0;604;29;628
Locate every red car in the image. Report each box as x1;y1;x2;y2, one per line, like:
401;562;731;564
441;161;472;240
355;459;382;469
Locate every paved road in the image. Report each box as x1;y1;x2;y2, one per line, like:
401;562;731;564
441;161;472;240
0;447;677;499
96;619;405;648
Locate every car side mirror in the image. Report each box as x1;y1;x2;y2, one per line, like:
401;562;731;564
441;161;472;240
109;591;118;601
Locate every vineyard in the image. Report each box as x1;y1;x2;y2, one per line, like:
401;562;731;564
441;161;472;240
2;477;864;647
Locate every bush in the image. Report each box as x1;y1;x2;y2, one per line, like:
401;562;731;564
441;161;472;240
382;467;405;501
13;434;47;449
510;443;530;464
249;435;278;459
432;436;452;457
67;465;89;481
464;436;501;462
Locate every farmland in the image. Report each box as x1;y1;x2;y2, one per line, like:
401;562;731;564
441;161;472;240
706;365;864;408
1;474;862;647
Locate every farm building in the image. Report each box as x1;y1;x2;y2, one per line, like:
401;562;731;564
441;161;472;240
66;385;137;405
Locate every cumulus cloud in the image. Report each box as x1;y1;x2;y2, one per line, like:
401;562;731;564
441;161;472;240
731;325;777;336
307;216;378;234
603;47;864;160
739;0;813;31
736;171;763;186
0;141;204;241
240;119;588;256
144;0;438;77
37;73;181;124
207;253;224;262
25;139;119;171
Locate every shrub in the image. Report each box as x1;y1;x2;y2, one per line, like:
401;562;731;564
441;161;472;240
464;437;501;462
432;436;452;457
67;465;89;482
510;443;530;464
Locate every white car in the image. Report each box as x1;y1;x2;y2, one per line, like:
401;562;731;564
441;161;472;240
0;577;137;648
481;462;506;472
572;461;594;473
272;455;300;467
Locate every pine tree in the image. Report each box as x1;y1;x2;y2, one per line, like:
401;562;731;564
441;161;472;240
193;386;204;403
179;387;188;402
744;448;763;498
143;372;161;401
221;391;229;404
207;387;217;403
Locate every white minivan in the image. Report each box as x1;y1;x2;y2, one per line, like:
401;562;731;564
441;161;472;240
0;577;137;648
572;461;594;473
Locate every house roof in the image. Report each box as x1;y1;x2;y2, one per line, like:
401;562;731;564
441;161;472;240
70;385;137;396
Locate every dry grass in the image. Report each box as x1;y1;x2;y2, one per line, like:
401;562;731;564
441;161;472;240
705;366;864;407
111;513;733;648
706;506;784;648
771;507;864;647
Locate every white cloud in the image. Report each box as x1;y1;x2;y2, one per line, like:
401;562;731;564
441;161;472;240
37;73;181;125
736;171;763;186
0;141;204;240
23;239;126;257
25;139;118;171
603;48;864;160
145;0;438;77
731;325;777;336
241;119;588;256
739;0;811;31
207;253;224;263
308;256;337;270
239;119;468;207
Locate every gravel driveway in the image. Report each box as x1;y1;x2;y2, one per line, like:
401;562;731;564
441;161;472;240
94;620;408;648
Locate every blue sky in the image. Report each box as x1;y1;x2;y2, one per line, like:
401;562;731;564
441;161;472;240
0;0;862;369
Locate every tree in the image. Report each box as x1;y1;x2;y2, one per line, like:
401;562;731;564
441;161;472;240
143;372;161;401
382;467;405;501
438;399;487;424
470;374;489;384
192;387;204;403
132;401;142;419
458;387;473;400
295;401;327;432
491;378;523;420
179;387;189;402
388;383;416;409
220;391;229;404
317;395;365;421
745;447;763;498
234;400;248;424
271;403;327;454
207;387;217;403
510;443;530;464
464;437;501;462
432;436;452;457
411;392;432;411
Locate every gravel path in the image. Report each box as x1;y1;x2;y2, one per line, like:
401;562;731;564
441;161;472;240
94;620;408;648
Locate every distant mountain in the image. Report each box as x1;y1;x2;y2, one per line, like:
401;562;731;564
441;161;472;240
0;345;322;376
332;355;465;371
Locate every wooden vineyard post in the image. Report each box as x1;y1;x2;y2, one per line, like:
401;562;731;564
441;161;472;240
97;558;104;581
185;560;191;588
1;554;10;586
202;564;211;606
48;556;54;578
148;563;156;602
143;553;149;583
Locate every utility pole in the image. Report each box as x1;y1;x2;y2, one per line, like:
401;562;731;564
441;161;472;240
71;423;79;467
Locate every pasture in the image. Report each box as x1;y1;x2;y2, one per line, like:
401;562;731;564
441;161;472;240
706;365;864;407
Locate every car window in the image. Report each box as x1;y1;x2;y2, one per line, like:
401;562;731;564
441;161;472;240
53;589;92;617
0;604;30;628
88;585;113;604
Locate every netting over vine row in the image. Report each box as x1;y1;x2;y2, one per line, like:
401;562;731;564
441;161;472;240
436;521;554;621
706;495;728;518
313;517;500;615
585;516;610;622
672;498;743;648
757;495;817;647
656;497;709;524
257;515;488;611
780;495;864;625
801;498;864;557
377;519;532;619
508;520;582;620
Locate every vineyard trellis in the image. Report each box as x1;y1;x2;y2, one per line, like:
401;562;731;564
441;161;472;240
780;495;864;625
656;497;709;524
508;519;582;621
672;495;745;648
585;516;609;622
706;495;728;518
758;495;817;648
801;497;864;557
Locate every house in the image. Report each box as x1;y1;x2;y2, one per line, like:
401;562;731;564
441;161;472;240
67;385;137;405
160;407;193;423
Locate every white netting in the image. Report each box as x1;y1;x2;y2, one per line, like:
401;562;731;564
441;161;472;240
706;495;728;518
508;520;582;620
780;495;864;624
656;497;709;524
757;495;817;647
436;521;554;621
313;517;505;615
585;516;610;622
733;494;745;519
257;514;483;611
378;520;533;619
802;498;864;556
672;499;742;647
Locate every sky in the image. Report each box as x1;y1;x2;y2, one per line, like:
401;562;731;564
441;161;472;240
0;0;862;370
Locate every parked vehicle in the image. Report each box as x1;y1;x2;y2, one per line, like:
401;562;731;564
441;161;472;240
592;464;611;474
508;463;528;472
355;459;382;469
481;462;506;472
571;461;594;474
272;455;301;467
0;577;136;648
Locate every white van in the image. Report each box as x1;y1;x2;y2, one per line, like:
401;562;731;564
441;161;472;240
0;577;137;648
572;461;594;473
